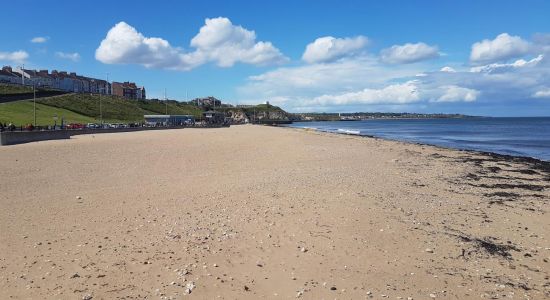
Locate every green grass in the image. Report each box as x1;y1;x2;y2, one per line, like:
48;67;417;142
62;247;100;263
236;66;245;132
136;99;203;118
0;93;207;126
0;83;34;94
36;93;150;123
0;100;98;126
0;92;290;126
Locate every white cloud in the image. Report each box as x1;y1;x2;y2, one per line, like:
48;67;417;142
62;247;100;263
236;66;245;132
470;33;530;64
95;18;287;70
380;42;439;64
302;36;368;63
0;50;29;63
31;36;49;43
190;17;288;67
307;81;420;106
433;85;479;102
533;88;550;98
440;66;456;73
239;55;423;102
470;54;543;73
56;51;81;62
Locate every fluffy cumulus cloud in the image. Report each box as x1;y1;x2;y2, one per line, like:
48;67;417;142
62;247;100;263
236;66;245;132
189;17;288;67
302;36;368;63
31;36;49;43
380;42;439;64
470;33;530;64
0;50;29;63
95;18;287;70
55;52;80;62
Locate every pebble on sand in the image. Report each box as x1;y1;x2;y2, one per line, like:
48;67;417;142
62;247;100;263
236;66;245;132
185;281;195;294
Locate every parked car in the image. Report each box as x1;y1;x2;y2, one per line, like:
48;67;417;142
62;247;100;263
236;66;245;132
86;123;100;129
66;123;85;130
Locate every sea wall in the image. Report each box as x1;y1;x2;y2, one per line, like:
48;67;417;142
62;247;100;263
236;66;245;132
0;130;71;145
0;125;230;146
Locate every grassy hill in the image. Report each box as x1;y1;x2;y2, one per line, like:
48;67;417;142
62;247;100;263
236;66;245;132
36;94;149;123
0;83;34;94
0;83;60;95
0;88;292;126
0;101;98;126
0;93;206;126
136;99;202;117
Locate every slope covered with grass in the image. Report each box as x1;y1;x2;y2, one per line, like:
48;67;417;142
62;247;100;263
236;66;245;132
136;99;203;117
36;93;150;122
0;83;34;94
0;100;98;126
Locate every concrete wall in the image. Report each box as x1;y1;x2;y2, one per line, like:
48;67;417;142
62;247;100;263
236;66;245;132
0;130;71;145
0;125;230;146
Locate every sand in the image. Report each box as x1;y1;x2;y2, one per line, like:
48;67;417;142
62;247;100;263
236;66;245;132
0;125;549;299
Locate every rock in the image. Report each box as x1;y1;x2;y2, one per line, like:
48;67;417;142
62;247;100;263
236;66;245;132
425;248;434;253
82;295;92;300
70;273;80;278
256;261;263;267
330;286;337;291
244;285;250;291
76;196;82;200
185;281;195;294
300;247;307;253
429;293;436;298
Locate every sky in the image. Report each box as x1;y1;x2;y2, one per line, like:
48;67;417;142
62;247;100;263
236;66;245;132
1;0;550;116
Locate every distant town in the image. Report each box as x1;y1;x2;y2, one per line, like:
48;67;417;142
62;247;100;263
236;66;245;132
0;65;145;100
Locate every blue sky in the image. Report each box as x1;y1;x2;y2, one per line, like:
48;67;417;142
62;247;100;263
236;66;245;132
1;0;550;116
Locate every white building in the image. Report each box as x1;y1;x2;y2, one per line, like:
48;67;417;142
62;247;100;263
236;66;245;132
0;67;21;84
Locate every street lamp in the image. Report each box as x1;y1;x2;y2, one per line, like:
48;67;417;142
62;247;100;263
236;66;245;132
33;84;36;126
99;87;103;125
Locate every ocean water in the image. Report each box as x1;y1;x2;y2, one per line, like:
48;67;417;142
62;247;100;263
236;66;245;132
289;117;550;161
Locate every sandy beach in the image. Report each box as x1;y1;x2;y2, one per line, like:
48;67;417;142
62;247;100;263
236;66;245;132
0;125;549;299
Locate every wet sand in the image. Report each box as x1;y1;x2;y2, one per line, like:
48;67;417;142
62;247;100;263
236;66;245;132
0;125;549;299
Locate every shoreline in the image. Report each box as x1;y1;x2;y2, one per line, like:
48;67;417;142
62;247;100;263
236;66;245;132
283;124;550;165
1;125;549;299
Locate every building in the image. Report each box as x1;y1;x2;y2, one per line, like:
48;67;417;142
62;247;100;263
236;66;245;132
112;82;146;100
2;65;112;95
144;115;194;126
193;96;221;107
202;111;225;124
136;86;146;100
0;67;21;84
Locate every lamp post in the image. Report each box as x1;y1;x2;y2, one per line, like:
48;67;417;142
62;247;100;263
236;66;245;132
99;87;103;125
33;84;36;126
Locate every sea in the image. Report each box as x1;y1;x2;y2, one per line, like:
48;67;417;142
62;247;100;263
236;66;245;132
288;117;550;161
